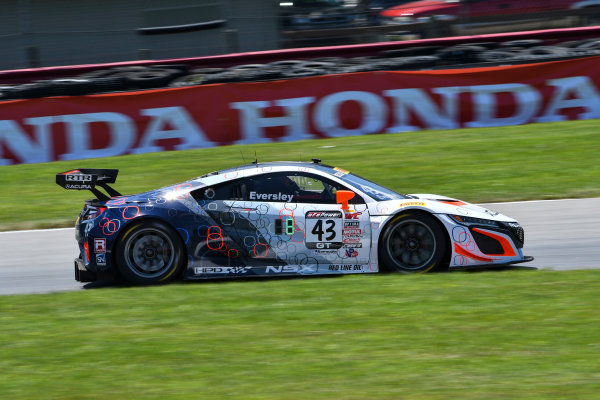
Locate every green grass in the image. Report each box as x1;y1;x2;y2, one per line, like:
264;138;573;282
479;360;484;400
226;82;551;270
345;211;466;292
1;119;599;230
0;269;599;399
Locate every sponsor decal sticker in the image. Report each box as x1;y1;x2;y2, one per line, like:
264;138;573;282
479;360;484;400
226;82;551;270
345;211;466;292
333;167;349;177
344;221;359;227
66;184;93;189
249;191;293;202
344;212;362;220
328;264;363;271
306;242;343;249
343;237;361;244
345;248;359;258
306;211;343;219
194;266;252;274
94;238;106;253
399;201;426;208
313;249;338;254
95;253;106;266
66;174;92;182
342;228;361;235
343;243;362;248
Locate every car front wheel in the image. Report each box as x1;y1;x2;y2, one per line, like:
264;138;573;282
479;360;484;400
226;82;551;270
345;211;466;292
379;212;447;273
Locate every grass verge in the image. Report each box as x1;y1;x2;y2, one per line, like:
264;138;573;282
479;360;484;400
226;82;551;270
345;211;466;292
0;269;599;399
1;119;599;230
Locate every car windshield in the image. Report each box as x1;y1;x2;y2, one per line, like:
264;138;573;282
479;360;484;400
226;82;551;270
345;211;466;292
335;172;406;201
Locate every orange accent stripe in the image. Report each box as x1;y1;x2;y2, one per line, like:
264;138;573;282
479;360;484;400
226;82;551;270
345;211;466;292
439;200;467;206
454;243;493;262
472;228;516;257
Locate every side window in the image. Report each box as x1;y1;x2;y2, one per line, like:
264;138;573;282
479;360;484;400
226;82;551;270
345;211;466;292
247;172;364;204
191;179;246;201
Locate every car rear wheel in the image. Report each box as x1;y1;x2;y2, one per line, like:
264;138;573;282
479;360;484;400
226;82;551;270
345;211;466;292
379;212;447;273
115;220;184;284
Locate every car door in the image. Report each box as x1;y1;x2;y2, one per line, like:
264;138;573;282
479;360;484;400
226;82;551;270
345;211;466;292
242;171;372;274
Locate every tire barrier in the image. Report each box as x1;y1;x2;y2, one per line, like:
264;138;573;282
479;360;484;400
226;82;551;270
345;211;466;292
4;39;600;101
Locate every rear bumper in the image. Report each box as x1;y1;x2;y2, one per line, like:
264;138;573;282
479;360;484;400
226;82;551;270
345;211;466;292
74;257;97;282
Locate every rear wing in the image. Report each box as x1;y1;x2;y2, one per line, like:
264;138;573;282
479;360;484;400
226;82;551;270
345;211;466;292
56;169;122;201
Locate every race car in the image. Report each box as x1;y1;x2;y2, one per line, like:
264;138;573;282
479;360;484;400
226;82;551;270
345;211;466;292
56;160;533;284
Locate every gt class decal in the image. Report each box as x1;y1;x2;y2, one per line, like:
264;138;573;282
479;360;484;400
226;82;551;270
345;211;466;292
305;210;343;250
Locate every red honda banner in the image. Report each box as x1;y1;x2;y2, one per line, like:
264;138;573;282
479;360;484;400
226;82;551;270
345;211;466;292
1;56;600;165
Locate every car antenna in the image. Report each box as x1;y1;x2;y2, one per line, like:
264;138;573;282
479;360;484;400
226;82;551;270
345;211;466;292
252;150;258;166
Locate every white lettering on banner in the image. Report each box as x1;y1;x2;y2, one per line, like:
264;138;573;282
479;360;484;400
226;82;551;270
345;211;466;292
60;112;135;161
232;97;315;144
314;91;387;137
133;107;212;154
0;116;55;165
384;87;461;131
2;75;600;165
536;76;600;122
466;84;541;128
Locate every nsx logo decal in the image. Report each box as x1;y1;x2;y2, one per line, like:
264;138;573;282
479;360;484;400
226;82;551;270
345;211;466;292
66;174;92;182
265;265;316;274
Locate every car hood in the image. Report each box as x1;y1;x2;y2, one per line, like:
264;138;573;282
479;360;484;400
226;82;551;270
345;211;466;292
381;0;458;17
372;193;516;222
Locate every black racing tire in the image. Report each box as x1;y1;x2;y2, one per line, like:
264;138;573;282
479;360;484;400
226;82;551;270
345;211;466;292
379;212;448;273
380;46;442;58
88;76;127;94
124;68;185;89
477;50;520;62
168;74;207;87
11;82;51;99
436;45;486;63
399;55;440;69
499;39;543;48
191;67;226;75
0;85;17;100
114;220;185;284
575;39;600;50
281;67;326;79
523;46;569;56
48;79;94;96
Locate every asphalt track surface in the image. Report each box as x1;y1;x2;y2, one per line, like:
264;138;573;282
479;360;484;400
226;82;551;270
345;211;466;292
1;198;598;296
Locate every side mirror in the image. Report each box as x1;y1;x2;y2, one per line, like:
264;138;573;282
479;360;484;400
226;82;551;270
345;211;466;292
336;190;355;210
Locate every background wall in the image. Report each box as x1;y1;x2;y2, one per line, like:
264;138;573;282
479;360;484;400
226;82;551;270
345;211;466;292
0;0;281;70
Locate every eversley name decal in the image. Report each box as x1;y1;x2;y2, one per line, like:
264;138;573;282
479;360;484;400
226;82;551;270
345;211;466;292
249;192;293;202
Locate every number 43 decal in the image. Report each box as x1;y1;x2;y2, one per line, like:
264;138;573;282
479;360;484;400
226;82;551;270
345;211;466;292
305;211;343;248
311;219;336;241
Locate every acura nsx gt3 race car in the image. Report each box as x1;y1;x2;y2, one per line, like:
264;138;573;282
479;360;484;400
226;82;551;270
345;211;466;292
57;160;533;284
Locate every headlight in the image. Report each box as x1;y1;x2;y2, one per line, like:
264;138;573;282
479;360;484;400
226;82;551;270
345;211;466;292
449;215;500;228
